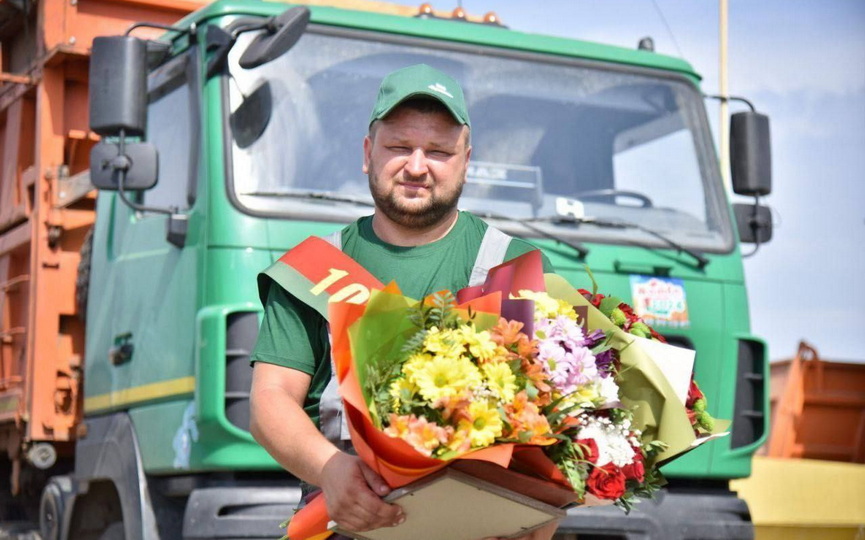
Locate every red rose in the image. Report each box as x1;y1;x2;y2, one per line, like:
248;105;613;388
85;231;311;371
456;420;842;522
622;458;645;482
686;408;697;425
576;439;599;464
577;289;603;307
586;464;626;499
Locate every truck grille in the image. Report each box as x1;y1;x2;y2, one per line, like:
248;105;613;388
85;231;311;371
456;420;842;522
732;338;767;448
224;312;259;431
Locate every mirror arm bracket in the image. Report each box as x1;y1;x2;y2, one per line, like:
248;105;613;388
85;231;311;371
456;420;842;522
741;194;763;258
204;20;273;79
113;131;188;248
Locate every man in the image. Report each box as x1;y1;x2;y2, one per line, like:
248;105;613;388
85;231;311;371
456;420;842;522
249;64;558;539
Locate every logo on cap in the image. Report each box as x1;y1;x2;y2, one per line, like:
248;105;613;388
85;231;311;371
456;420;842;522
427;83;454;99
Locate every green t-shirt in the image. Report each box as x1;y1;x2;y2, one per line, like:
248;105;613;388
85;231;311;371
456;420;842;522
251;211;552;426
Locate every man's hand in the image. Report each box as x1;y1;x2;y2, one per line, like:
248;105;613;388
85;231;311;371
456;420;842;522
320;452;405;532
482;518;560;540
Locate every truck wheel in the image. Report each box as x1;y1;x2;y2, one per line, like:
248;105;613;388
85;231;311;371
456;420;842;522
98;522;124;540
76;227;93;321
39;476;72;540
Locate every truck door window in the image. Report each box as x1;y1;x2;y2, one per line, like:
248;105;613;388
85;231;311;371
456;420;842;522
142;54;193;212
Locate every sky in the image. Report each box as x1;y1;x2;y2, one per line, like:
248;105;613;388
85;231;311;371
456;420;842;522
391;0;865;362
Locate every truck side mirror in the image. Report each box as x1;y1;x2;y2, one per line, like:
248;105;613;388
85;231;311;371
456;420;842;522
730;111;771;196
90;36;148;137
89;35;159;192
90;141;158;190
733;203;772;244
239;6;311;69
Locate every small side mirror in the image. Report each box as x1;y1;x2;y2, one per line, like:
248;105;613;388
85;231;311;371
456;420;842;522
733;203;772;244
89;36;148;137
239;6;310;69
90;141;158;191
230;81;273;148
730;111;771;196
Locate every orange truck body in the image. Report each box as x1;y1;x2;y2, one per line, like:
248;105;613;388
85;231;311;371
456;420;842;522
0;0;204;494
765;341;865;463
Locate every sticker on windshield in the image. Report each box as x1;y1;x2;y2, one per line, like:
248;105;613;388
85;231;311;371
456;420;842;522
463;161;543;207
630;275;690;328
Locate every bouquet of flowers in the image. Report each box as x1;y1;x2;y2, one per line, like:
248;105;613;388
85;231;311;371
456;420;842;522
577;284;717;436
370;287;667;511
284;249;727;539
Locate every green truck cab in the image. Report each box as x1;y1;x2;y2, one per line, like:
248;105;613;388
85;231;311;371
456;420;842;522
63;1;772;538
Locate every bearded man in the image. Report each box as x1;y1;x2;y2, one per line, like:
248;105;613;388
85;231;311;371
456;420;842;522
249;64;556;540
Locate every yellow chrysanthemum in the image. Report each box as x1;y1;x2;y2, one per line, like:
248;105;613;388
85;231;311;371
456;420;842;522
563;383;600;408
458;325;499;362
403;352;434;379
389;377;419;410
410;354;482;403
458;401;503;448
482;362;517;403
516;290;577;320
423;327;464;360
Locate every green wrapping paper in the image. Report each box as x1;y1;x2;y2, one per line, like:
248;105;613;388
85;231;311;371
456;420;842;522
544;274;719;466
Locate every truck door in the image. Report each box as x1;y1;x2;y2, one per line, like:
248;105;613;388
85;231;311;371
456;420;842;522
85;50;199;424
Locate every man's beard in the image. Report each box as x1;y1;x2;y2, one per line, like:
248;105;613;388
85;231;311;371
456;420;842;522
368;171;464;229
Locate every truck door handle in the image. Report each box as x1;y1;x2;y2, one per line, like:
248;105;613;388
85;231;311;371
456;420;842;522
614;260;673;276
109;332;134;365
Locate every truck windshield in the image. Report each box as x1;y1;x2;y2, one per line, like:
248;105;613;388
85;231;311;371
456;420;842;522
227;29;733;252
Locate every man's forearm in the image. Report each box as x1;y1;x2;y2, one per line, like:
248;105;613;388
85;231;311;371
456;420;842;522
249;383;339;486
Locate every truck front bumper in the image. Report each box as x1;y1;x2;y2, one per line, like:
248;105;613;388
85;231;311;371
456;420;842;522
556;484;753;540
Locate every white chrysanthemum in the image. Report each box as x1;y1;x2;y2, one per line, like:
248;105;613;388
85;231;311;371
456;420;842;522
577;415;636;467
598;376;621;407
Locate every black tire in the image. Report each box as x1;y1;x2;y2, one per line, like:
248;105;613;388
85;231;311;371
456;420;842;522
98;522;125;540
76;227;94;321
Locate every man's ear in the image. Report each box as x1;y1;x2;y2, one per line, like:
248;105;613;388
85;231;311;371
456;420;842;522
362;135;372;174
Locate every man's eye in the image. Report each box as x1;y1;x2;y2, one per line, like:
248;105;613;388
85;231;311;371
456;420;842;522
387;146;410;152
429;151;452;158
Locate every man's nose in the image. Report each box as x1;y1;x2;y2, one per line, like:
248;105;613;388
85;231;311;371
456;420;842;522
405;148;428;178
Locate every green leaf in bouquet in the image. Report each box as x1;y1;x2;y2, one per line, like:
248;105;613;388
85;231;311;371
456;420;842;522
400;328;428;355
582;264;600;297
350;291;420;419
524;380;539;400
546;439;586;498
508;358;523;374
545;404;581;427
428;291;458;328
542;391;573;415
599;296;625;318
644;439;669;458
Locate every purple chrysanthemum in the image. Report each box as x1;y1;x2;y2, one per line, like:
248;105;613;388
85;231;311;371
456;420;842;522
595;349;616;378
536;317;601;393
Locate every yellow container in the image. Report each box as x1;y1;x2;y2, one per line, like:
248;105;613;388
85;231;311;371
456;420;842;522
731;456;865;539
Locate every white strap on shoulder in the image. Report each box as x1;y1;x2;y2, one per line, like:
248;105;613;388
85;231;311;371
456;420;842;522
468;226;512;287
321;230;343;250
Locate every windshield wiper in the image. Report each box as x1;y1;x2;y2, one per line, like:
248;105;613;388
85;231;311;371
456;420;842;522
539;215;709;269
239;190;375;208
476;212;589;259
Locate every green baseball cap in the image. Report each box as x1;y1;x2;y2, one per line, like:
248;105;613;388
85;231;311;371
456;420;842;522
369;64;470;128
